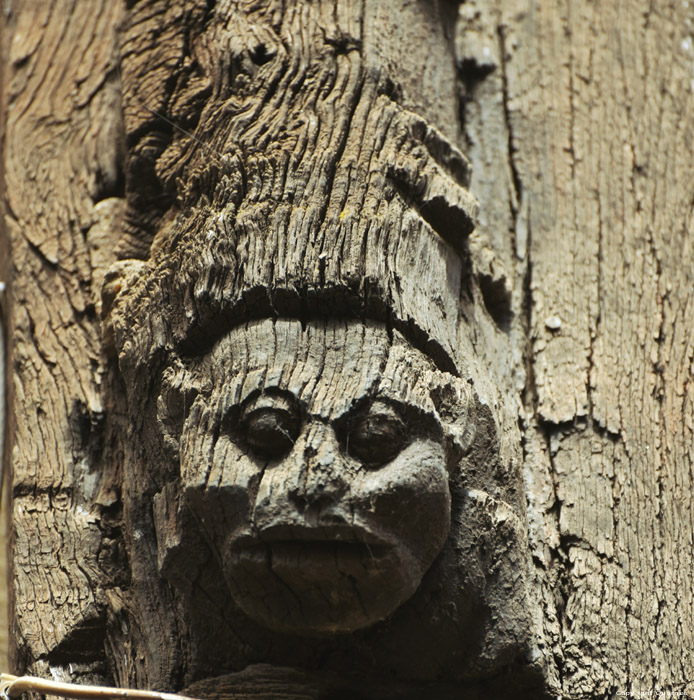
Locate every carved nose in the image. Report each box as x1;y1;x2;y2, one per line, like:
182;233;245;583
288;422;349;511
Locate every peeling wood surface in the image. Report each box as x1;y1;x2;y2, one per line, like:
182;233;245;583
460;0;694;696
0;0;9;674
3;0;694;698
3;0;124;680
0;489;9;672
107;0;537;694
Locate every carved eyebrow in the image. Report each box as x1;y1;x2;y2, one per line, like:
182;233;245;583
233;390;440;433
215;378;446;439
331;396;443;438
240;390;299;418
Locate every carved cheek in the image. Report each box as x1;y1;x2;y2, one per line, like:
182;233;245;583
179;402;259;548
352;439;451;576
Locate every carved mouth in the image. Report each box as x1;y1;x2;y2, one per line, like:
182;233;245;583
224;525;413;635
228;525;391;566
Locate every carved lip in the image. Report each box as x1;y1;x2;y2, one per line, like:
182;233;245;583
228;524;391;563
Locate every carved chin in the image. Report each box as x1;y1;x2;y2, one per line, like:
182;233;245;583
223;531;442;635
209;443;453;635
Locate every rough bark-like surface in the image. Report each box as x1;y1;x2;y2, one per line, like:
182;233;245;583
5;0;694;698
459;1;694;697
3;0;125;682
104;0;540;695
0;0;9;673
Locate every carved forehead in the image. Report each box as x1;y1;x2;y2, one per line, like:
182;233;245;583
189;318;444;420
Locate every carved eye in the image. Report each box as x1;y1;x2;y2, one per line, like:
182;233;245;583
348;401;406;467
241;393;300;460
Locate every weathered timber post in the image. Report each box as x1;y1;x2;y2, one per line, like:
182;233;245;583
5;1;694;699
103;0;540;695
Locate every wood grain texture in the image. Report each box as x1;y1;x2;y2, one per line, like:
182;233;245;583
460;0;694;696
113;0;478;376
3;0;125;680
4;0;694;697
105;1;539;694
0;0;9;671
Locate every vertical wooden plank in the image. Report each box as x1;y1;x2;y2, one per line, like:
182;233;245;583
3;0;124;680
468;0;694;694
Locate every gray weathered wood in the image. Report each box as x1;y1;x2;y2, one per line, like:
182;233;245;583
105;0;537;694
460;1;694;696
4;1;694;698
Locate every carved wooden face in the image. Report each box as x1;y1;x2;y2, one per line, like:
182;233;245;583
158;319;463;636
